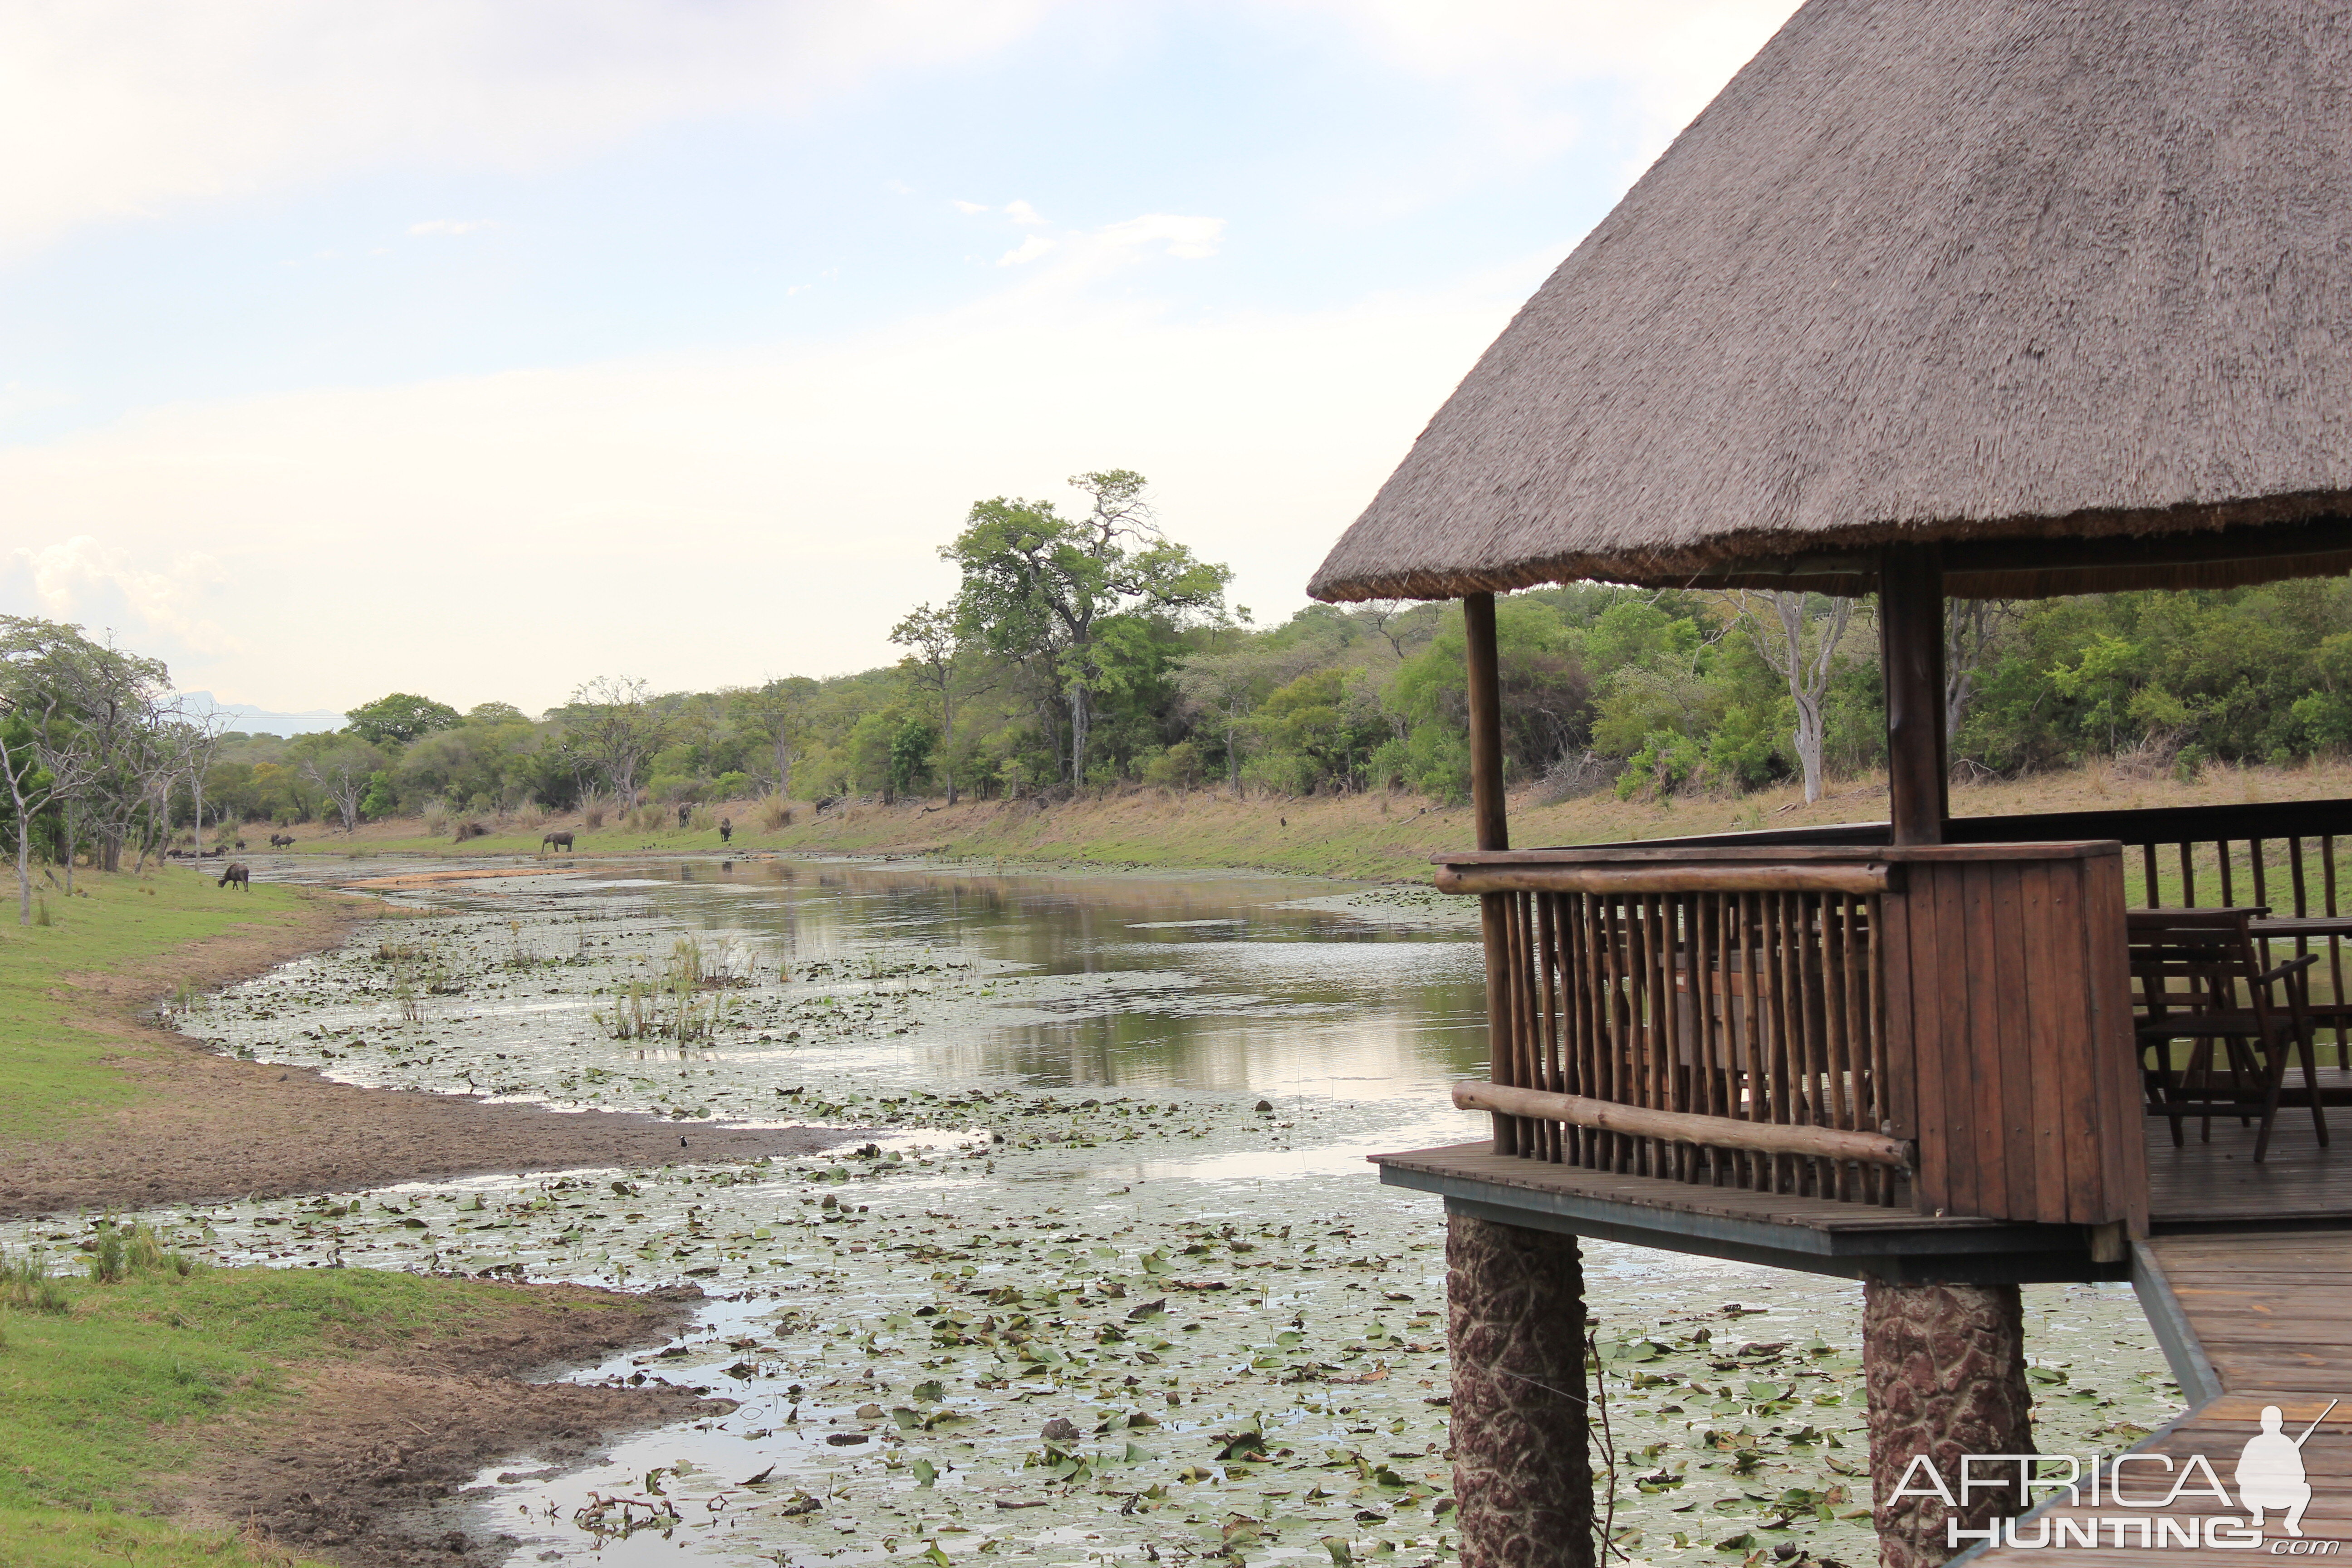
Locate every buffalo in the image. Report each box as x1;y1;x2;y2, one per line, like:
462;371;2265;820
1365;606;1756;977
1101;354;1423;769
719;816;732;845
217;862;250;891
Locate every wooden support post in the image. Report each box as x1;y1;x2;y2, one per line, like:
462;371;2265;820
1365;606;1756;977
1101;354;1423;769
1464;594;1520;1154
1449;1211;1593;1568
1863;1278;2035;1568
1879;544;1948;847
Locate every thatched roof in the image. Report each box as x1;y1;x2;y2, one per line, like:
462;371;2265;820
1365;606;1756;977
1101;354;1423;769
1310;0;2352;603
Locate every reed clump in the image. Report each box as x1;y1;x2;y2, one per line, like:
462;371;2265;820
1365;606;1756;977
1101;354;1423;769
0;1249;70;1313
758;795;794;830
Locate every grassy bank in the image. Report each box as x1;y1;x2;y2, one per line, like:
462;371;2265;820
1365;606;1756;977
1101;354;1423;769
0;880;687;1563
294;754;2352;882
0;874;508;1563
0;1259;573;1568
0;867;341;1143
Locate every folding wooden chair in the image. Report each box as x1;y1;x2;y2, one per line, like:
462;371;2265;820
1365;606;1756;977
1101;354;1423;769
2127;907;2329;1162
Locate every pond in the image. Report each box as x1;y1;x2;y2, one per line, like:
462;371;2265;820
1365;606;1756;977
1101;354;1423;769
11;853;2177;1567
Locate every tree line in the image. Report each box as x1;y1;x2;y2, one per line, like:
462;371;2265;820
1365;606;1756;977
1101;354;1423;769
13;474;2352;911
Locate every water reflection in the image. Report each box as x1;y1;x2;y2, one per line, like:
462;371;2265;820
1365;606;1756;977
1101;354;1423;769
555;857;1492;1096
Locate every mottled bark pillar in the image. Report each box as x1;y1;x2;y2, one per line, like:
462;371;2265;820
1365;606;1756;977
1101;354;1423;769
1864;1278;2034;1568
1448;1212;1593;1568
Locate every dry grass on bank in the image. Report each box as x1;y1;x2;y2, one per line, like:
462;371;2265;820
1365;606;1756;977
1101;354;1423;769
285;754;2352;883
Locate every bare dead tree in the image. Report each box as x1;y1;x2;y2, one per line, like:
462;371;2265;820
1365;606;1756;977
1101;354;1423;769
1730;590;1857;804
1945;598;2018;747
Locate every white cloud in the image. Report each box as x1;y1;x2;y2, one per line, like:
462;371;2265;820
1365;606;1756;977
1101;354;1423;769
6;535;239;657
1098;214;1223;261
1002;199;1048;226
408;218;495;236
0;264;1539;711
0;0;1054;255
996;235;1056;266
951;199;991;215
1277;0;1801;172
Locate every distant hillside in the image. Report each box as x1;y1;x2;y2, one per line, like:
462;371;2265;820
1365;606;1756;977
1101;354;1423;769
176;690;345;736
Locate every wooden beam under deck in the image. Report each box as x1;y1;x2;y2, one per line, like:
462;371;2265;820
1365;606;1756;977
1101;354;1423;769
1372;1143;2111;1284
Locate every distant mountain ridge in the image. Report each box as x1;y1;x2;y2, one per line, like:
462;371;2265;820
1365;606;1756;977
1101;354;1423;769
176;691;345;737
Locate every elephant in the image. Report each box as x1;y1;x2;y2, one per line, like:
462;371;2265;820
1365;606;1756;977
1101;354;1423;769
542;831;575;854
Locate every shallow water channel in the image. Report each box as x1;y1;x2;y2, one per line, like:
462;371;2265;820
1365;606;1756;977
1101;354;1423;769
19;855;2178;1566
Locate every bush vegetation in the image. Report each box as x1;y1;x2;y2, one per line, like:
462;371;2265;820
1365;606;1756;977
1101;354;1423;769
18;476;2352;864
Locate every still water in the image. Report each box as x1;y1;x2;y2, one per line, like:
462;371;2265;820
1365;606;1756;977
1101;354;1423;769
58;854;2171;1566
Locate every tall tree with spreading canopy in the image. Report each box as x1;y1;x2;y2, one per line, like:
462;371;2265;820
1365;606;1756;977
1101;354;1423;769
344;692;461;746
943;470;1230;786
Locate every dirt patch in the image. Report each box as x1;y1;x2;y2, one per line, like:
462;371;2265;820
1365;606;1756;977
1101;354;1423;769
179;1280;724;1566
0;889;856;1219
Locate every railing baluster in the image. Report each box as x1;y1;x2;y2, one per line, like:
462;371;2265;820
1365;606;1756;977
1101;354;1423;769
1536;893;1563;1162
2180;840;2196;906
1865;892;1891;1206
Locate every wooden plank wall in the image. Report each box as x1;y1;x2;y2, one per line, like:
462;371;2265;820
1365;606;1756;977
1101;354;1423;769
1881;851;2146;1231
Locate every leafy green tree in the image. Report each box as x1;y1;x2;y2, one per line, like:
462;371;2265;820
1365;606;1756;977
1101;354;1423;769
944;470;1230;786
892;604;983;804
344;692;461;746
889;715;937;797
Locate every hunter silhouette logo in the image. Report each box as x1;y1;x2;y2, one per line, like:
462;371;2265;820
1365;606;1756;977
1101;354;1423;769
1894;1398;2343;1551
2239;1402;2336;1538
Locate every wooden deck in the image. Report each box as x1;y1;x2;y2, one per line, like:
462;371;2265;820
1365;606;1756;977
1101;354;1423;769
2148;1117;2352;1227
1971;1230;2352;1563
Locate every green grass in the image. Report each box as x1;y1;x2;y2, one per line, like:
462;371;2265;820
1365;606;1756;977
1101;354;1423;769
0;866;325;1142
0;1257;584;1566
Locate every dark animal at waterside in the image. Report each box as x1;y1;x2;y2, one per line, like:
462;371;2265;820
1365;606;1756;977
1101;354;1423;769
542;831;574;854
453;821;490;842
677;803;691;829
234;837;246;850
217;862;250;890
268;833;294;849
199;846;225;859
719;817;732;844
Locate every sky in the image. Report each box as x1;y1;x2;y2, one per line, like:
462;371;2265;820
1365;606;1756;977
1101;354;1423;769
0;0;1802;718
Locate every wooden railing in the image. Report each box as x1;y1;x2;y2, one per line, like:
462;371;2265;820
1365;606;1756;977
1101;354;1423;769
1642;798;2352;1046
1439;839;2150;1232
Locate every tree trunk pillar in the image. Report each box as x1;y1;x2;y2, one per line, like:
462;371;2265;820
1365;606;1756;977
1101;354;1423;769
1864;1277;2035;1568
1448;1211;1593;1568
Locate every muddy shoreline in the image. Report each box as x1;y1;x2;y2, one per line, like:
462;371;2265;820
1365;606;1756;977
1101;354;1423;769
177;1280;725;1567
0;885;855;1220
